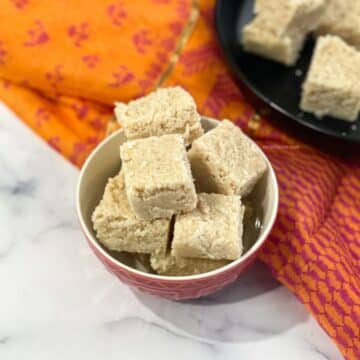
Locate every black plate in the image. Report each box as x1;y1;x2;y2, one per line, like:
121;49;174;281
215;0;360;143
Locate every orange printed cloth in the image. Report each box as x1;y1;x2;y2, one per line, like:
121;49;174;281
0;1;359;358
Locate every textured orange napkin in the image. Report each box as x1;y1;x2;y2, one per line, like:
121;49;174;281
0;1;359;358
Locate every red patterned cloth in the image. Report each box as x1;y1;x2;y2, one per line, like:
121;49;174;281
0;1;359;358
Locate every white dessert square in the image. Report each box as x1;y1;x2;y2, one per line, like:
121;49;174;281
171;193;244;261
243;0;325;66
120;134;197;220
188;120;267;196
115;87;203;145
315;0;360;50
301;35;360;121
243;17;305;66
150;254;229;276
92;173;170;254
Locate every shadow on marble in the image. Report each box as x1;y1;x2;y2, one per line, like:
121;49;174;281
134;261;309;343
184;262;280;305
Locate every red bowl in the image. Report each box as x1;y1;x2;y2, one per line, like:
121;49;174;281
76;118;279;300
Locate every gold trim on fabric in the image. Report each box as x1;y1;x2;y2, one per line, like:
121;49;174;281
248;112;261;137
248;107;270;136
156;0;200;87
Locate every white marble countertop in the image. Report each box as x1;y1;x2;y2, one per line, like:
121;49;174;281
0;102;343;360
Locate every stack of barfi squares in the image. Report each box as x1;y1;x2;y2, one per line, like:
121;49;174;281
243;0;325;66
242;0;360;122
92;87;267;276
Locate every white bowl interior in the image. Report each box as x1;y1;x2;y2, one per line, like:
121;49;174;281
77;118;279;278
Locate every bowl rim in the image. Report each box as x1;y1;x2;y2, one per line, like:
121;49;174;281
76;117;279;282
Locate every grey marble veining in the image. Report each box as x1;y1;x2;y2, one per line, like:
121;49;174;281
0;102;343;360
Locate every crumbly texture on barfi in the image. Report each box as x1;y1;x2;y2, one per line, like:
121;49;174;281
188;120;267;196
92;172;170;254
115;87;203;145
150;254;230;276
255;0;321;15
315;0;360;50
301;35;360;121
171;193;245;261
254;0;265;14
120;134;197;220
243;0;325;65
242;17;305;66
254;0;325;35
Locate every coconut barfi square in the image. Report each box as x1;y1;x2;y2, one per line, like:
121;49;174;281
150;254;230;276
120;134;197;220
171;193;245;261
188;120;267;196
301;36;360;121
115;87;203;145
242;17;306;66
315;0;360;50
243;0;325;66
92;172;170;254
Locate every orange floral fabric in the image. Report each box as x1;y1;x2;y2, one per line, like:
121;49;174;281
0;1;359;359
0;0;192;164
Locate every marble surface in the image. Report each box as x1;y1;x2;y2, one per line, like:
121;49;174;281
0;102;343;360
